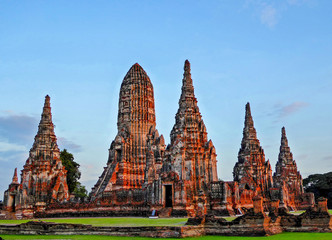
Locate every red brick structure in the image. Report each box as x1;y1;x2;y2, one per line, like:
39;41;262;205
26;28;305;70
232;103;273;209
3;95;69;218
90;63;165;206
88;61;218;216
3;169;20;212
156;60;218;216
215;103;313;215
273;127;304;209
2;61;313;219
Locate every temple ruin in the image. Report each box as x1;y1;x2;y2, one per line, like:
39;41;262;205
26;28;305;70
3;95;69;218
2;61;314;220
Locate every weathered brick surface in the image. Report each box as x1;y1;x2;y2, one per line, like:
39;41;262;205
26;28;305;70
90;64;165;201
233;103;273;208
273;127;305;210
3;96;69;217
158;60;218;216
2;61;312;220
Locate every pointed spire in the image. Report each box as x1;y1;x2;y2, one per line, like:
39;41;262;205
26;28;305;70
243;102;257;140
31;95;59;158
244;102;254;129
44;95;51;108
281;126;288;147
39;95;53;125
179;60;195;105
234;103;270;194
246;102;251;116
12;168;19;184
274;127;304;196
278;126;292;164
184;59;191;74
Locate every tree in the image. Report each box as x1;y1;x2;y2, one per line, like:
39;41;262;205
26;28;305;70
60;149;87;199
73;183;88;199
303;172;332;209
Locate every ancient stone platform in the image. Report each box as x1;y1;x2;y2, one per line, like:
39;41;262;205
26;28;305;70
1;199;331;238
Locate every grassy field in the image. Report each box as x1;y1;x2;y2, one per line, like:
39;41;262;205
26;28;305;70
1;210;331;226
1;232;332;240
1;211;332;239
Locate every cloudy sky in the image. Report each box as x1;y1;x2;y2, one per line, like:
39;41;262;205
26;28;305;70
1;0;331;197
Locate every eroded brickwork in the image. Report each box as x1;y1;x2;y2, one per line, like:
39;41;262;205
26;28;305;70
158;60;218;216
90;63;165;200
233;103;273;201
273;127;304;209
3;96;69;216
2;61;312;219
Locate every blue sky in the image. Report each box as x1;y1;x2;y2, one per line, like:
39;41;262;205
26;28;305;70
1;0;331;196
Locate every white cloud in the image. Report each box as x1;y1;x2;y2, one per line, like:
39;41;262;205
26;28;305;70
0;112;38;144
267;101;309;123
260;5;278;28
0;141;27;153
243;0;314;28
279;101;309;118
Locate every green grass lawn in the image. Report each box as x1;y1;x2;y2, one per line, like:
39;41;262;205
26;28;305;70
1;232;332;240
0;210;331;226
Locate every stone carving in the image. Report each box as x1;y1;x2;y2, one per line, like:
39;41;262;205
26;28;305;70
3;95;69;217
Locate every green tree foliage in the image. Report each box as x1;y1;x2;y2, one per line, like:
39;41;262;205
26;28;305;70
60;149;87;199
74;183;88;199
303;172;332;208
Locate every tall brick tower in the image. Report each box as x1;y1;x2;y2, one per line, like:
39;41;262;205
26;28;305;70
91;63;165;199
160;60;218;216
3;95;69;216
273;127;303;207
233;103;273;196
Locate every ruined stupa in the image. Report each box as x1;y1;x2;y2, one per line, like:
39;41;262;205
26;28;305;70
233;103;273;199
2;61;313;219
3;95;69;217
273;127;304;208
90;63;165;200
158;60;218;216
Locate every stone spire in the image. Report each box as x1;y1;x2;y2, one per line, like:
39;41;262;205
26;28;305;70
91;63;165;198
277;127;294;167
21;95;69;202
171;60;203;144
280;127;291;160
161;60;218;216
179;59;195;107
12;168;18;184
233;102;272;196
3;96;69;212
274;127;303;196
240;103;259;152
29;95;59;157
